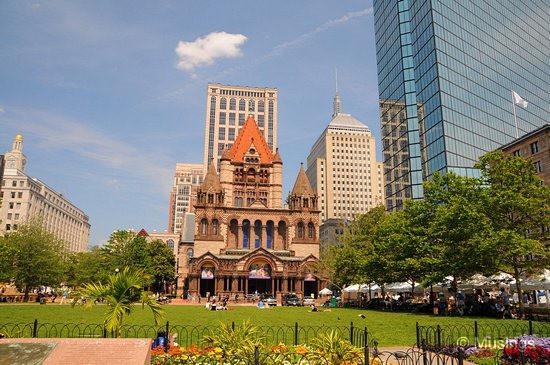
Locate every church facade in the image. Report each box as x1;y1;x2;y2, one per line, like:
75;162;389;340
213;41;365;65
181;116;323;299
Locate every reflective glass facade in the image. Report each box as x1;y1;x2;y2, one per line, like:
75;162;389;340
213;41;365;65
374;0;549;211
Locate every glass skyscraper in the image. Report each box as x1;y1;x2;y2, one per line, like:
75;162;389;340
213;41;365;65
374;0;549;210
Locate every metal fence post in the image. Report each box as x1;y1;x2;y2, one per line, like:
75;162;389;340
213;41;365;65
254;345;260;365
363;327;369;365
103;325;107;338
350;322;354;345
421;339;428;365
416;322;420;348
528;320;533;335
165;321;170;352
436;324;441;349
33;319;38;338
294;322;299;346
474;320;479;348
232;321;235;331
458;346;464;365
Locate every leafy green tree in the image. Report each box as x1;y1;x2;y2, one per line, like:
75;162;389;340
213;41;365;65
333;207;386;287
64;247;111;287
1;219;66;301
423;172;495;291
476;150;550;305
374;201;439;293
146;239;176;293
73;266;164;337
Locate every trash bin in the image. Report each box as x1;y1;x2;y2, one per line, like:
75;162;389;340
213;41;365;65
331;297;337;308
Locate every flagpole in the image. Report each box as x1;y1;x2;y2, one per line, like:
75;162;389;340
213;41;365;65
511;90;519;138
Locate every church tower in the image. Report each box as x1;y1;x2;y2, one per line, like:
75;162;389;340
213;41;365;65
4;134;27;173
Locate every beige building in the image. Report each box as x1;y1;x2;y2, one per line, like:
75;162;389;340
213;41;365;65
0;135;90;252
181;116;324;299
306;90;384;222
168;163;204;234
203;83;278;170
500;123;549;185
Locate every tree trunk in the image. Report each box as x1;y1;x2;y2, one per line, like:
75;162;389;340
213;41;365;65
514;265;523;310
24;285;30;302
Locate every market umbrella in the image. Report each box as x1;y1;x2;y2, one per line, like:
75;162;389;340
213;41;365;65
319;287;333;295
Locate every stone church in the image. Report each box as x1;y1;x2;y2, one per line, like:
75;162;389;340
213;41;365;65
181;116;323;300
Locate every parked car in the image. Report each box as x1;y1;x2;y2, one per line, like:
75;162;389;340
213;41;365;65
260;293;277;306
283;293;301;306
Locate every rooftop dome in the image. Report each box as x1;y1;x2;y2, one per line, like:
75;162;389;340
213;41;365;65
328;113;370;132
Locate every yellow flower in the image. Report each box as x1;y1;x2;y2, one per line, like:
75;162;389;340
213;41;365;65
295;345;309;355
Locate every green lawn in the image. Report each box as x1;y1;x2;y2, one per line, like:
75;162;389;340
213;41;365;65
0;303;525;346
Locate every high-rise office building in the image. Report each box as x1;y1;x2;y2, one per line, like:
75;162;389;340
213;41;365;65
374;1;549;210
306;88;384;222
168;163;204;234
203;83;278;169
0;135;90;252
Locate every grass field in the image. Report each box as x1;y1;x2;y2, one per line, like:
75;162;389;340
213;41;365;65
0;303;522;346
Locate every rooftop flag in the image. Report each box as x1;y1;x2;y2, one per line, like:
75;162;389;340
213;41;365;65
512;90;528;108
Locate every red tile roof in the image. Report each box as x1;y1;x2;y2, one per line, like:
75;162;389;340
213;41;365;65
230;116;274;163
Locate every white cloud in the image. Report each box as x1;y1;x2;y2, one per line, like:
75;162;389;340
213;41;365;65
2;108;173;194
0;107;5;113
175;32;247;71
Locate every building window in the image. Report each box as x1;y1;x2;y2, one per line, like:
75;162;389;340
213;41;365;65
297;222;304;239
534;160;542;173
212;219;219;236
229;98;236;110
219;112;227;125
308;222;314;239
201;219;208;235
229;112;236;126
220;97;227;109
248;99;255;112
513;150;521;157
530;141;539;154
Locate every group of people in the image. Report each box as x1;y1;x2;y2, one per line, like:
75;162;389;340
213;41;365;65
204;294;229;311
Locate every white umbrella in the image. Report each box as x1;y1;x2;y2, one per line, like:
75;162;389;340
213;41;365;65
319;287;333;295
460;274;490;289
510;277;547;291
343;284;360;293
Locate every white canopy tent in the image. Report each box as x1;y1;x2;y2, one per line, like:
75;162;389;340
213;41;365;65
385;282;424;293
319;287;333;295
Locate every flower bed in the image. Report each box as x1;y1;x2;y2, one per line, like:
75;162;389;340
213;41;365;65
502;335;550;364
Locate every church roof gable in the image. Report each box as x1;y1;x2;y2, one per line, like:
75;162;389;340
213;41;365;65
230;116;274;163
291;164;314;196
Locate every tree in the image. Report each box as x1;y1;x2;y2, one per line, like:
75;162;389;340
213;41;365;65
332;207;386;287
476;150;550;307
374;201;439;294
146;239;176;293
73;266;164;337
1;219;66;301
423;172;495;291
64;247;111;287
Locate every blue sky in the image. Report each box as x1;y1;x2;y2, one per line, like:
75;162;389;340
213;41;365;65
0;1;380;247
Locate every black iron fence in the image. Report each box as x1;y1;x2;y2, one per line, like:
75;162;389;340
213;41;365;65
0;320;377;348
417;320;550;349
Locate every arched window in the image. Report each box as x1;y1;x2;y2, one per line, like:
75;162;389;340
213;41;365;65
167;239;174;251
297;222;304;239
220;97;227;109
254;220;262;248
212;219;219;236
266;221;274;249
229;98;236;110
308;222;314;239
187;248;194;258
201;219;208;235
242;220;250;248
258;100;265;112
248;99;255;112
239;99;246;111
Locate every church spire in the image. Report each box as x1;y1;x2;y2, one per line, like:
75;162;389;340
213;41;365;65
332;69;341;118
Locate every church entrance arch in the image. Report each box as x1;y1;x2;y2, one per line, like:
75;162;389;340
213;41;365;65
200;265;216;297
303;270;318;298
247;261;272;294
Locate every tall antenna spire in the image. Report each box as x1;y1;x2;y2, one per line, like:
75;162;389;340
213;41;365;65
332;68;341;118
